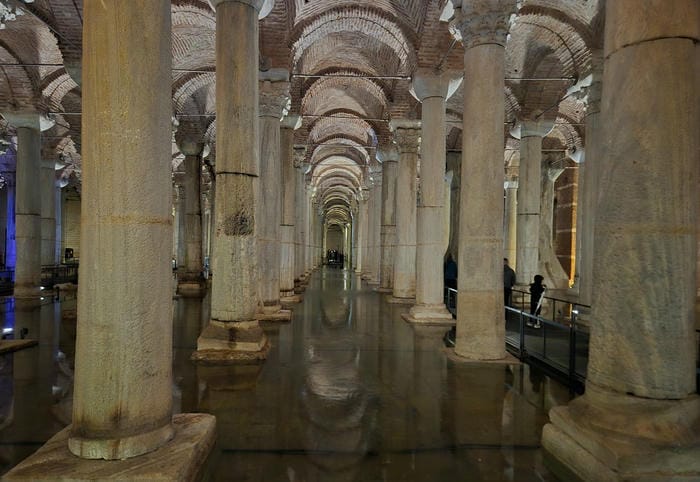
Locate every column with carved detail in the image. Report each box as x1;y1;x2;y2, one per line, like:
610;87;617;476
543;2;700;479
405;70;460;323
193;0;270;362
450;0;515;360
388;120;420;303
280;115;302;304
257;77;291;321
377;146;398;292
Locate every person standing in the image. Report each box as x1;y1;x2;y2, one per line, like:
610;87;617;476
528;274;546;328
503;258;516;307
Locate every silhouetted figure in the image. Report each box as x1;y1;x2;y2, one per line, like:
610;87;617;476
503;258;516;307
444;254;457;289
528;274;546;328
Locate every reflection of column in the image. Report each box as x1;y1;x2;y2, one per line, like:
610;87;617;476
178;141;205;294
407;70;459;322
572;50;602;306
194;0;270;361
543;2;700;479
377;146;398;292
503;180;517;265
257;78;290;318
389;120;420;302
4;115;43;298
515;120;553;287
451;0;514;359
40;160;56;265
280;116;301;303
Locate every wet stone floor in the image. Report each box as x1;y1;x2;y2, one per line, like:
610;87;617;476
0;268;571;481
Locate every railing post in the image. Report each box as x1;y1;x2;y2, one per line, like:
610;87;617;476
518;310;525;358
569;309;578;391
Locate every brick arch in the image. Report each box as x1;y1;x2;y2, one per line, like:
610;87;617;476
302;75;389;120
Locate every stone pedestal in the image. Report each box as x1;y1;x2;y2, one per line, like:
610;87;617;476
543;1;700;479
406;69;460;324
194;0;271;362
450;0;515;360
389;120;420;302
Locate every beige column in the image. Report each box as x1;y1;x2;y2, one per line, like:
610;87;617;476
294;150;308;287
173;182;186;270
504;180;517;265
4;114;44;298
446;151;461;260
407;70;459;323
389;120;420;302
280;116;301;303
257;77;290;320
304;189;313;276
40;160;56;266
539;160;569;288
451;0;515;359
377;146;398;292
371;172;383;283
2;1;216;473
355;191;369;275
177;141;205;295
543;2;700;479
194;0;270;361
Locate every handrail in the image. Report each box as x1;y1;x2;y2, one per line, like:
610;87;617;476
511;287;591;309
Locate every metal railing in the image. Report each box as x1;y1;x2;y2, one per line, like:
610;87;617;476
41;264;79;288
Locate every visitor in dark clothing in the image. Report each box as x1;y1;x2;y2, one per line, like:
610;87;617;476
528;274;546;328
444;254;458;289
503;258;516;307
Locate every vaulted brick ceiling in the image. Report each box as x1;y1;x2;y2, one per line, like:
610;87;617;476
0;0;602;218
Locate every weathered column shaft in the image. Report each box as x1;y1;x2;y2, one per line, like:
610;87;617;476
379;150;398;290
70;0;174;459
452;1;514;359
504;182;517;265
390;122;420;300
355;195;369;274
40;161;56;266
294;157;307;282
280;120;298;299
182;154;202;279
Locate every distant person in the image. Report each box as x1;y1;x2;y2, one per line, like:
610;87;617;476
528;274;546;328
444;254;458;289
503;258;516;307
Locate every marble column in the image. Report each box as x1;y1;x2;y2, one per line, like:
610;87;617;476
4;114;44;298
389;120;420;302
257;77;290;320
355;191;369;275
406;70;460;323
173;182;186;270
177;141;205;295
514;120;553;288
280;116;301;303
193;0;271;362
450;0;515;359
40;160;56;266
304;190;313;277
294;150;307;287
543;1;700;479
4;1;215;475
371;172;383;283
504;180;517;266
377;146;398;292
572;50;603;306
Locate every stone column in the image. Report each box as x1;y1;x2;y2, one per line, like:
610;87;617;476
4;114;44;298
5;1;215;474
371;172;383;283
450;0;515;359
504;180;517;265
514;120;553;288
280;116;301;303
304;189;313;276
572;50;603;306
257;76;290;320
40;160;56;266
539;159;569;288
173;182;186;270
193;0;271;362
446;151;461;261
389;120;420;302
294;149;307;287
355;191;369;275
406;70;460;323
543;2;700;479
177;141;205;295
377;146;398;292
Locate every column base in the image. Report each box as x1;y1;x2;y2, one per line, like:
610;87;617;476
280;293;302;305
445;347;519;365
3;413;216;481
403;303;454;325
256;304;292;322
374;287;392;294
13;285;43;299
177;280;206;298
192;320;270;364
542;384;700;481
387;295;415;305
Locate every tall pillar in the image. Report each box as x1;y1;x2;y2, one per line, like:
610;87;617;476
294;149;307;287
377;146;398;292
504;180;517;265
280;116;301;303
371;171;383;283
173;182;186;270
257;76;290;320
539;160;569;288
355;191;369;275
177;141;205;295
194;0;271;362
514;120;553;288
572;50;603;306
406;70;460;323
543;2;700;479
450;0;515;359
446;151;461;261
4;114;45;298
5;2;215;476
389;120;420;302
304;189;313;276
40;160;56;266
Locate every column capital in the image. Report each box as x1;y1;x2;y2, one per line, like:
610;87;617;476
293;146;308;168
411;68;463;102
449;0;516;50
510;119;555;139
389;120;421;154
281;114;302;130
176;139;205;157
209;0;274;18
2;112;55;131
259;80;290;119
580;49;604;116
376;144;399;163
